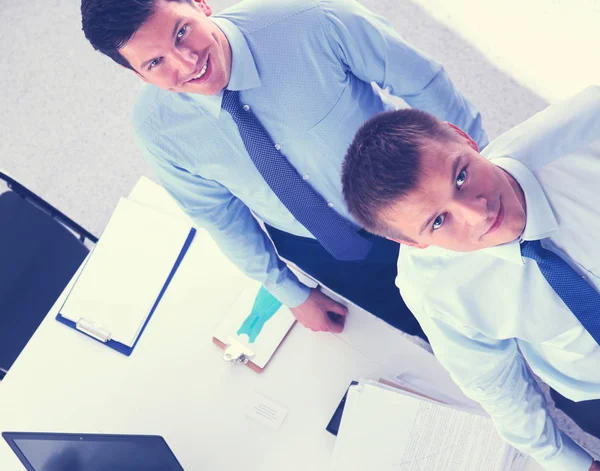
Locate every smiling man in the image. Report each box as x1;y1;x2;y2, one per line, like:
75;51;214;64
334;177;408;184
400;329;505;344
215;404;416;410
80;0;487;338
342;86;600;471
117;1;231;96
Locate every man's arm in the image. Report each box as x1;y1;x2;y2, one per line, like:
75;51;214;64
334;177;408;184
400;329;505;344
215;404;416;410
139;145;347;332
418;311;593;471
319;0;488;148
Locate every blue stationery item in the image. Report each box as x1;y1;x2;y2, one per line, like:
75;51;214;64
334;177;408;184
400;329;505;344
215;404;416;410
3;432;184;471
326;381;359;436
221;89;372;261
521;239;600;345
237;286;282;343
55;198;196;356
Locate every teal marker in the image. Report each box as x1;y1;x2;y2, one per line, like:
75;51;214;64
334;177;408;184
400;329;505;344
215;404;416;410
237;286;282;343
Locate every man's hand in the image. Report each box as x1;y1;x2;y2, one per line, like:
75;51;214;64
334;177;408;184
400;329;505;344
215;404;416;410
589;461;600;471
290;288;348;333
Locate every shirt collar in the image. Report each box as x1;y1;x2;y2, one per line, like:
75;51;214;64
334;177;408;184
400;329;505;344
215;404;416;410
189;17;261;119
478;157;558;264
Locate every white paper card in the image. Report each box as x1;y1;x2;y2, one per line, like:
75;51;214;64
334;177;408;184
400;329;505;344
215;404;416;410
59;198;192;347
246;391;289;431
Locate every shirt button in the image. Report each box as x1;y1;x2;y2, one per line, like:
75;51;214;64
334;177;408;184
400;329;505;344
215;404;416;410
242;104;250;111
274;143;281;150
327;202;334;208
302;174;309;181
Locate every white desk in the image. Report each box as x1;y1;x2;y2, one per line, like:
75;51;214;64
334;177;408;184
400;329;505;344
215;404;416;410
0;178;539;471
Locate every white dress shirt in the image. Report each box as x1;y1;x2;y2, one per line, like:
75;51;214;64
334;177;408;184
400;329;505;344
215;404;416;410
396;86;600;471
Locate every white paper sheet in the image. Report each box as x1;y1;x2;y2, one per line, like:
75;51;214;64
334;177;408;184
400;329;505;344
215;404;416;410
59;197;193;347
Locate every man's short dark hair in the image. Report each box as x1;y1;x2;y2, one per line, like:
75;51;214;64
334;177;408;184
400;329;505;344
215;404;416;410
342;109;457;240
81;0;190;71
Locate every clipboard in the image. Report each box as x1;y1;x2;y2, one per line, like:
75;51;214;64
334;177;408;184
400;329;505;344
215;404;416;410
212;286;296;372
55;198;195;355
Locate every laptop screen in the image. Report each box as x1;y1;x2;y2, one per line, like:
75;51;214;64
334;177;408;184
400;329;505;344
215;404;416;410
3;432;185;471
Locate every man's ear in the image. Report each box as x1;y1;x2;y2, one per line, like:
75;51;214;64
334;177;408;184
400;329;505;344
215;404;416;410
386;236;429;250
192;0;212;16
133;71;150;83
445;122;479;152
118;62;150;83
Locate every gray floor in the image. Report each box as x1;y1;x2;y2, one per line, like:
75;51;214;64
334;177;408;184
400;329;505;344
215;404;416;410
2;0;596;462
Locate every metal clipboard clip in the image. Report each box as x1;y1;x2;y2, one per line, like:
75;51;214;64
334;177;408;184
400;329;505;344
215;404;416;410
223;336;256;365
76;318;112;343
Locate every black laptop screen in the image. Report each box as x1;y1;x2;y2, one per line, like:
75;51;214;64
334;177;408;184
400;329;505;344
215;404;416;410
3;433;184;471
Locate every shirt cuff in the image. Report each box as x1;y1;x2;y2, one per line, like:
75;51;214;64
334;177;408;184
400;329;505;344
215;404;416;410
265;274;311;308
539;433;593;471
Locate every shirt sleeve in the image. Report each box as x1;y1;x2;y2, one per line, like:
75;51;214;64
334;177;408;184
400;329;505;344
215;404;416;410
319;0;488;149
417;311;593;471
135;135;310;308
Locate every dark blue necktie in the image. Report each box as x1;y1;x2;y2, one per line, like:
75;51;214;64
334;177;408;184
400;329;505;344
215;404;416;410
521;239;600;345
221;89;372;261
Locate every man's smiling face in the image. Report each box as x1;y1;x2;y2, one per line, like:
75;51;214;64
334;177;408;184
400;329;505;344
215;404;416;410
119;0;231;95
382;135;528;252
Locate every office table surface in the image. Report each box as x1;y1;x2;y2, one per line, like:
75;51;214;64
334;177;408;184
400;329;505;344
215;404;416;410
0;178;539;471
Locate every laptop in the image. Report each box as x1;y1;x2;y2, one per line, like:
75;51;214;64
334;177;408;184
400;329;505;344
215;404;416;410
2;432;185;471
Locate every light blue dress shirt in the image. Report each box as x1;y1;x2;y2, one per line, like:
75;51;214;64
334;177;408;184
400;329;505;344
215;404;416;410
133;0;487;307
396;86;600;471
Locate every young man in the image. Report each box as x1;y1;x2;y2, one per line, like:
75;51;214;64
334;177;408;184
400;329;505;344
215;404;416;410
81;0;487;337
341;86;600;471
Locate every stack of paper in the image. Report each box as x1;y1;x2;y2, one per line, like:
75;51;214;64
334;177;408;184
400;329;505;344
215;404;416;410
330;379;528;471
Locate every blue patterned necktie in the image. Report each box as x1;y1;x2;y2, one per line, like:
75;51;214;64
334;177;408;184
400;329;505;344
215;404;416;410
221;89;372;261
521;239;600;345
